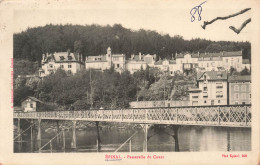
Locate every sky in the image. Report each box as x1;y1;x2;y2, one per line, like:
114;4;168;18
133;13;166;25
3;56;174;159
13;0;253;42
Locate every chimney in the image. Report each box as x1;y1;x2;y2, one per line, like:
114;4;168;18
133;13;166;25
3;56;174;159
139;52;141;60
67;49;71;57
153;54;156;60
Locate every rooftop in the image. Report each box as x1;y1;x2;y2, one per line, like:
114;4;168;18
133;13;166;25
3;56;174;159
228;75;251;82
22;96;44;104
176;51;242;59
197;71;228;80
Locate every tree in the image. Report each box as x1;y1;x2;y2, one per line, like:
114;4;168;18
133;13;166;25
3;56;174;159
205;43;222;52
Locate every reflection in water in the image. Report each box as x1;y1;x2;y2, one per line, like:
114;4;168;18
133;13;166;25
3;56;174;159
14;126;251;152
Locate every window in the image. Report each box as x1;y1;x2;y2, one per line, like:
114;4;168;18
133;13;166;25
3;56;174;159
203;87;208;91
218;100;221;103
241;93;246;99
61;65;64;69
117;64;120;68
226;59;228;63
113;57;119;61
192;96;199;99
241;85;246;91
49;64;53;68
234;93;239;99
204;100;207;104
68;56;72;60
235;101;239;105
30;103;33;108
242;102;245;105
249;93;251;98
211;100;214;105
216;83;223;88
234;85;239;91
68;70;72;75
68;64;72;68
216;95;223;98
59;56;65;61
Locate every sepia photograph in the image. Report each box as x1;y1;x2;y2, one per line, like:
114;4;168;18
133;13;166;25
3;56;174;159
0;0;259;164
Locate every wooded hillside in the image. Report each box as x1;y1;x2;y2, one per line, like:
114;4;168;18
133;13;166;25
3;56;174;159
14;24;251;63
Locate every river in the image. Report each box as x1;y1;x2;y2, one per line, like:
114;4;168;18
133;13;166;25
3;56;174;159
14;123;251;153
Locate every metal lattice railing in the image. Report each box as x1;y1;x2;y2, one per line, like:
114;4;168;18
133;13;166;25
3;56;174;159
13;105;251;127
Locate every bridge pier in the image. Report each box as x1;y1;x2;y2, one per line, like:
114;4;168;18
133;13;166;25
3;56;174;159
17;118;22;152
140;124;152;152
95;121;101;152
30;119;34;152
56;120;60;148
71;120;77;149
171;125;180;152
227;128;231;151
37;119;42;151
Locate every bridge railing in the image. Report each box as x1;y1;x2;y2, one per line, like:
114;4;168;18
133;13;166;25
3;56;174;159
13;105;251;127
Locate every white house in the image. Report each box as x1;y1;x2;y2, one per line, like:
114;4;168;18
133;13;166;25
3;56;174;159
39;51;84;77
85;47;126;73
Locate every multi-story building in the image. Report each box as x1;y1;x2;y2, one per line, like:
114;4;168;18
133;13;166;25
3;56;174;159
228;75;251;105
126;53;156;74
39;51;84;77
176;51;248;73
85;47;126;73
175;52;199;74
188;71;228;106
198;53;224;72
154;59;177;76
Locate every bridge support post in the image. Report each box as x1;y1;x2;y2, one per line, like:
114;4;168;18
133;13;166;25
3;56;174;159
95;121;101;152
227;128;231;151
71;120;77;149
56;120;60;147
17;118;21;152
140;124;151;152
37;119;42;151
30;119;34;152
171;125;180;152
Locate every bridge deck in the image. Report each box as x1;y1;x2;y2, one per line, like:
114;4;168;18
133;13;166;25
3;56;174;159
14;105;251;128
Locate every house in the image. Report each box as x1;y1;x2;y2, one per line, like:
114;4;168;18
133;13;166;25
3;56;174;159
126;53;150;74
175;52;199;74
175;51;247;73
154;59;177;76
39;50;84;77
189;71;228;106
197;53;224;72
228;75;251;105
85;47;126;73
21;96;44;112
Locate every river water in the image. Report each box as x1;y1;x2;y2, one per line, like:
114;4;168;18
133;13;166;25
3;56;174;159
14;124;251;153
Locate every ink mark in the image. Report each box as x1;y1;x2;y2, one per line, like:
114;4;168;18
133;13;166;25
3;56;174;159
190;1;207;22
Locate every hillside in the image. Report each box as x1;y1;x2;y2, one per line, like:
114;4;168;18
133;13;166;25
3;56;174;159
14;24;251;63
